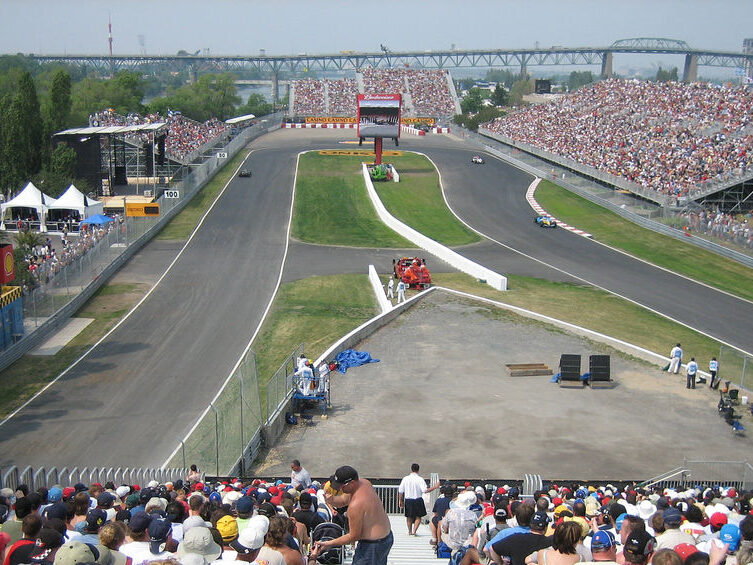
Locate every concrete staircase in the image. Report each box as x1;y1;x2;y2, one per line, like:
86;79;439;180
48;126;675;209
344;515;448;565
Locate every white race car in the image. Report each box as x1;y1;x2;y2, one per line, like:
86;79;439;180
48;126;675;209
471;155;485;164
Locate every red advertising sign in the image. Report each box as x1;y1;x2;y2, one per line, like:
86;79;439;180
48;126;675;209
0;244;15;284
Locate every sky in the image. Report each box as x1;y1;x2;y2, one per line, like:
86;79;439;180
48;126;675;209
0;0;751;73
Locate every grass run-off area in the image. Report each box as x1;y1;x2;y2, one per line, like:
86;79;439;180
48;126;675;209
535;180;753;302
0;283;150;419
251;274;378;412
292;152;478;247
431;272;723;365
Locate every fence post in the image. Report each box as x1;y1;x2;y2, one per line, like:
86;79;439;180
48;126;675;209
210;404;219;477
238;373;245;477
180;440;186;470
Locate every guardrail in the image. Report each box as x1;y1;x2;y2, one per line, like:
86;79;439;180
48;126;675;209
0;464;190;490
460;128;753;270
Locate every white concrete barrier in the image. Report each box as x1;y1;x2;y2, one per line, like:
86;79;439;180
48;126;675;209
368;264;393;313
361;164;507;290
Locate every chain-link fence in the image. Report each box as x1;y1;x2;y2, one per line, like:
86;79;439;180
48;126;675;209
719;345;753;393
168;348;263;477
0;114;283;370
265;343;305;424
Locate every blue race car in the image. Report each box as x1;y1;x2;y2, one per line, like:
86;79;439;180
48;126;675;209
534;215;557;228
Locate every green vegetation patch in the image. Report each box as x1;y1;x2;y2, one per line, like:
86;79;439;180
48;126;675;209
431;272;722;365
293;152;478;247
376;153;480;246
0;283;149;419
157;150;252;241
535;180;753;302
252;274;378;408
293;153;411;247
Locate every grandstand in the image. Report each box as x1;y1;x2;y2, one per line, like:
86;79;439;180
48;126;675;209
289;69;461;121
482;79;753;210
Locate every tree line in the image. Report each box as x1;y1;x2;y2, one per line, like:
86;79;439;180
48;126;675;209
0;55;276;198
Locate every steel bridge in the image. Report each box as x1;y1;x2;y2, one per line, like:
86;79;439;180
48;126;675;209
26;38;753;90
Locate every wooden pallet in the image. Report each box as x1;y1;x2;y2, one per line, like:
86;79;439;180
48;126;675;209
559;378;585;388
506;363;553;377
589;379;615;389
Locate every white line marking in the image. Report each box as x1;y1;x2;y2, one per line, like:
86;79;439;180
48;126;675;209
0;152;256;430
161;150;299;469
420;151;753;358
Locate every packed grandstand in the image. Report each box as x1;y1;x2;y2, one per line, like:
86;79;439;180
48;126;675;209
288;68;460;118
0;475;751;565
482;79;753;200
89;110;230;161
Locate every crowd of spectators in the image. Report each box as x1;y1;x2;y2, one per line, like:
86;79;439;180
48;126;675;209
679;210;753;250
484;79;753;198
430;480;753;565
362;68;458;117
289;69;459;118
1;474;751;565
327;79;359;115
23;221;122;290
90;110;229;161
289;79;327;116
0;464;344;565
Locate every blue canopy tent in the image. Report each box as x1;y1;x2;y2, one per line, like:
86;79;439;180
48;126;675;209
80;214;114;226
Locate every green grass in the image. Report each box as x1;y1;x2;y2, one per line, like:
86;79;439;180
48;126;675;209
252;273;379;404
157;150;251;240
431;272;723;364
292;152;479;247
376;154;480;246
535;180;753;302
293;153;412;247
0;283;149;418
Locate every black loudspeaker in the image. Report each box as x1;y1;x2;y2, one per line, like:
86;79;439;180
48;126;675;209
589;355;611;381
559;354;581;381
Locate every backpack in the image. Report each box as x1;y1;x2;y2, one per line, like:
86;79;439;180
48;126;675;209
437;541;452;558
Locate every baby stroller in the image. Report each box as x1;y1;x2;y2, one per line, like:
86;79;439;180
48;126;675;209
311;522;345;564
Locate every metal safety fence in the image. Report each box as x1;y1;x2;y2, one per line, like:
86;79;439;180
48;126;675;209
643;460;753;491
0;114;283;372
719;345;753;393
0;464;189;491
167;347;263;478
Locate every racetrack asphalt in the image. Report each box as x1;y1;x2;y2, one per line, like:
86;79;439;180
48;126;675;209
1;128;751;471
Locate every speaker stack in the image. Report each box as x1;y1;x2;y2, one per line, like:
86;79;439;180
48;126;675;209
559;354;583;388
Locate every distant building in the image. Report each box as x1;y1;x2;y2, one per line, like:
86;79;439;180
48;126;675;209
744;39;753;82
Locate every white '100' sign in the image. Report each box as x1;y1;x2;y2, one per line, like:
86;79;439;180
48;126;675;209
164;190;180;199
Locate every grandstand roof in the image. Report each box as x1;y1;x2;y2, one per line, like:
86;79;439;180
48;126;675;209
55;123;167;136
225;114;255;124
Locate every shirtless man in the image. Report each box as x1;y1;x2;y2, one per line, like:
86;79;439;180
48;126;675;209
309;465;393;565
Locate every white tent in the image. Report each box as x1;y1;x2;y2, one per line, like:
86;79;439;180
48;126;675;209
0;181;56;231
47;184;103;223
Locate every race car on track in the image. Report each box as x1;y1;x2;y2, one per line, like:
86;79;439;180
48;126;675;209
534;215;558;228
239;169;252;177
471;155;485;164
393;257;432;289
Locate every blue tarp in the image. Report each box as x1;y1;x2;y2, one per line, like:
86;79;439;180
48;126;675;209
335;349;380;374
80;214;114;226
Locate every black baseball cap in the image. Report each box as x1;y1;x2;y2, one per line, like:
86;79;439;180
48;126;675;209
330;466;358;489
623;530;655;563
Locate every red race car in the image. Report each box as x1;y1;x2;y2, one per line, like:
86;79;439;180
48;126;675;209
393;257;432;289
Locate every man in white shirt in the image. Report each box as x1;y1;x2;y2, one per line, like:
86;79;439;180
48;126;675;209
668;344;683;374
398;463;428;536
290;460;312;490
